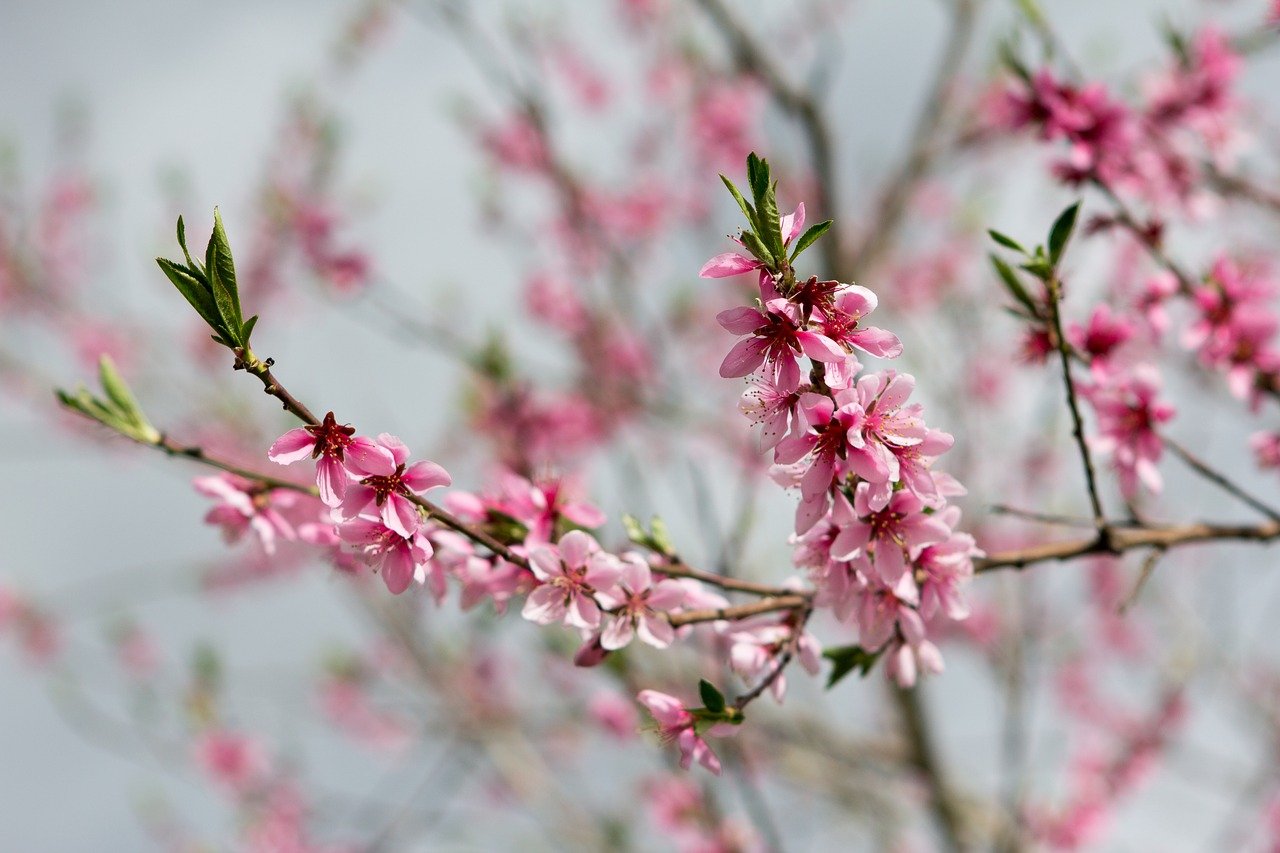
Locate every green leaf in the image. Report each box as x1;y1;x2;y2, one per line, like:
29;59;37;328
1020;257;1055;282
738;230;773;266
240;315;258;347
719;175;758;232
176;215;204;278
987;229;1026;254
990;254;1039;315
648;516;673;555
1048;202;1080;267
156;258;221;330
622;513;647;545
98;356;138;416
746;152;768;203
823;644;883;688
790;220;833;261
698;679;726;714
757;180;783;263
206;208;243;341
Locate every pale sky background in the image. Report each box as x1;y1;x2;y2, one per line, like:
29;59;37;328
4;0;1280;849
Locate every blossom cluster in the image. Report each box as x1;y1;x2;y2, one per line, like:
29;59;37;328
995;27;1242;212
702;163;980;687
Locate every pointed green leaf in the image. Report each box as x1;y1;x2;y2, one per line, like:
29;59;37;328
176;215;204;279
1048;202;1080;266
739;230;773;267
698;679;726;714
157;257;221;330
98;356;138;416
622;513;647;546
719;175;758;233
990;254;1039;315
240;315;258;347
746;152;768;203
206;208;243;340
790;220;833;261
988;229;1026;254
648;516;673;555
757;179;783;262
823;644;884;688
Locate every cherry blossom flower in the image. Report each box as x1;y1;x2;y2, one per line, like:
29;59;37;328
268;411;390;507
338;433;451;538
595;553;686;649
1068;304;1136;376
194;474;296;555
727;618;822;702
336;515;438;596
637;689;737;775
194;730;270;795
521;530;620;630
716;297;846;394
1084;366;1175;497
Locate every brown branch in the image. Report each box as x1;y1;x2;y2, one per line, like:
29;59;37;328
668;594;810;627
1164;436;1280;524
976;518;1280;573
658;558;804;598
1044;270;1109;536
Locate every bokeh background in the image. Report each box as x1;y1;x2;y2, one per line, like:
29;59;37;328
5;0;1280;849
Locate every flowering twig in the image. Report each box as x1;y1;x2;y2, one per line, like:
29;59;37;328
1163;435;1280;524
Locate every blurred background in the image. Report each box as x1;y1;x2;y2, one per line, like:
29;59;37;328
5;0;1280;849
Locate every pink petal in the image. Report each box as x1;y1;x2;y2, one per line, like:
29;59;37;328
601;616;635;650
699;252;760;278
716;305;766;335
382;544;416;594
381;494;421;538
316;457;348;507
719;337;768;378
851;327;903;358
796;331;847;363
403;460;452;492
345;438;394;477
267;428;315;464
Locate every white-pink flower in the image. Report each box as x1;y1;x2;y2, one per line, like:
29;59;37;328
336;515;438;596
521;531;620;630
637;689;737;775
596;554;686;650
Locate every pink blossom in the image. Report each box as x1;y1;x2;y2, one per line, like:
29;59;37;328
336;515;438;596
884;636;945;687
716;297;846;394
194;473;296;555
596;554;686;649
194;730;270;795
832;482;951;587
521;531;620;630
637;690;737;775
1084;366;1175;497
268;411;390;507
727;618;822;702
588;691;639;739
338;433;451;537
1068;304;1135;375
1252;431;1280;469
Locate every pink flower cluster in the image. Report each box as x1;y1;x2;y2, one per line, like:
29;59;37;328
998;27;1243;212
702;211;978;687
260;413;451;594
